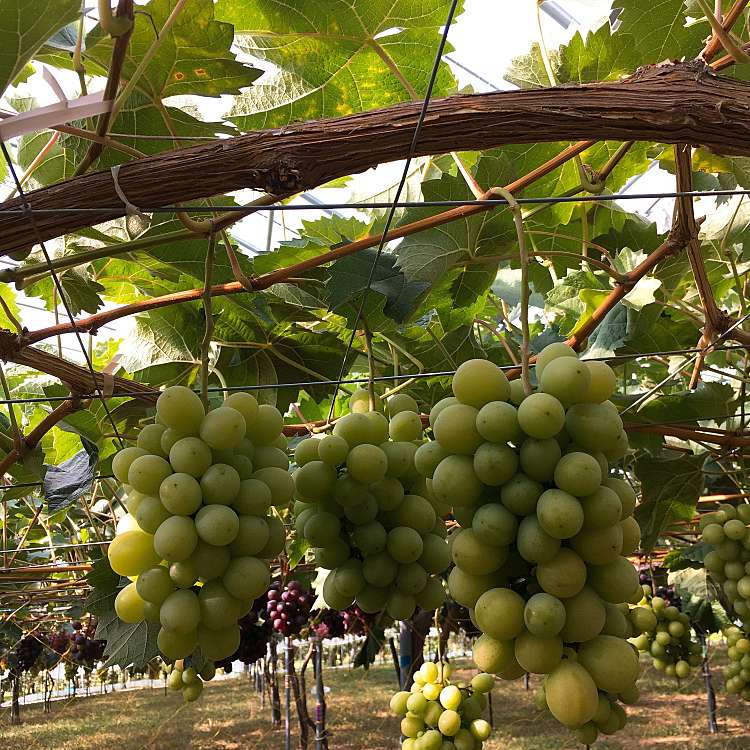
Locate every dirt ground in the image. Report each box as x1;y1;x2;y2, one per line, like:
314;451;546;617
1;658;748;750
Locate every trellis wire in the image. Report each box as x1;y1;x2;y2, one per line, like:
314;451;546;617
0;343;746;406
621;311;750;415
2;188;750;216
326;0;460;422
0;142;125;451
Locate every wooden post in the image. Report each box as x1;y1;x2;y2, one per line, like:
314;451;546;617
399;621;412;690
284;637;293;750
314;637;328;750
270;638;281;727
699;631;719;733
10;673;20;725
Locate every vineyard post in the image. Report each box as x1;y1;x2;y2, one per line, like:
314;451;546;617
270;638;281;727
284;636;293;750
388;636;401;686
399;621;412;690
698;631;719;733
313;636;328;750
10;671;20;724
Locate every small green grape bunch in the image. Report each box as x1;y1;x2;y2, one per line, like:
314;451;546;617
165;657;216;702
107;386;290;668
723;625;750;699
701;503;750;628
628;594;700;680
389;661;495;750
292;389;450;621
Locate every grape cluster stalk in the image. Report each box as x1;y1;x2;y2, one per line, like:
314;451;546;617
107;387;290;701
421;348;640;744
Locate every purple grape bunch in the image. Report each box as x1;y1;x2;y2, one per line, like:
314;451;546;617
312;609;346;639
68;620;106;667
267;580;312;637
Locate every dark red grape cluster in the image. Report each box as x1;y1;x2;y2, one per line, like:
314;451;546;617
215;594;273;672
312;609;346;639
49;629;70;654
341;605;376;636
7;635;45;674
267;580;312;636
68;620;106;667
639;569;682;609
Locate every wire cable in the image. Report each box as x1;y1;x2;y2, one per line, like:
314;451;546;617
326;0;460;422
0;142;125;450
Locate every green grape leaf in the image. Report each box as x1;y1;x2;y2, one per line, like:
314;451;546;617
670;567;730;633
662;541;709;571
287;537;310;569
99;618;160;670
634;451;706;551
327;249;430;325
504;42;558;89
120;305;202;383
558;23;639;83
395;173;514;294
612;0;709;64
624;382;735;426
353;626;386;670
220;0;461;130
0;0;80;95
85;554;160;669
85;0;261;101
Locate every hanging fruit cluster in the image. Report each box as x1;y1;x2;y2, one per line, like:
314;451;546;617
292;390;450;620
166;658;217;702
390;661;495;750
107;386;289;696
267;579;313;636
628;591;701;679
723;626;750;699
701;502;750;627
416;348;641;744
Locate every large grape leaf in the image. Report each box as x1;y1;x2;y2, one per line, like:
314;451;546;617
612;0;709;63
84;554;159;669
0;0;80;95
394;172;515;303
85;0;261;101
558;24;639;83
625;382;735;426
327;249;430;326
634;451;706;551
220;0;461;130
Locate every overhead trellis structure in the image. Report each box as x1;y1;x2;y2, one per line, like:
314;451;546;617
0;0;749;652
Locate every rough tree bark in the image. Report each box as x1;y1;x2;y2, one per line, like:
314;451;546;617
1;61;750;255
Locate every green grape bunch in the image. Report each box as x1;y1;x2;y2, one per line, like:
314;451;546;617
700;502;750;627
628;592;701;679
723;625;750;699
106;386;290;699
292;390;450;621
389;661;495;750
418;345;641;744
165;658;217;702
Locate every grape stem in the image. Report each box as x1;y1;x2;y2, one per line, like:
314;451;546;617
491;186;532;395
363;323;377;412
200;234;216;408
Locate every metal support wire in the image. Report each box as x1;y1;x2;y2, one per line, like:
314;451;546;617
329;0;477;422
4;188;750;215
0;142;125;450
621;311;750;415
